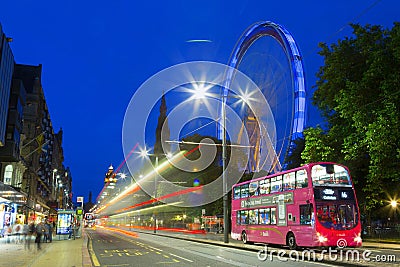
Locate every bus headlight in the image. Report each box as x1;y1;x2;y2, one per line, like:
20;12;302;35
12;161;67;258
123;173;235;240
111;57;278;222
354;234;362;243
317;232;327;243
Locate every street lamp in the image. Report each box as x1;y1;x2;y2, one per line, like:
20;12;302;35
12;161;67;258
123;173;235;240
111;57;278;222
390;199;398;223
183;214;187;226
52;169;58;199
139;149;176;233
56;175;62;208
188;83;249;243
139;149;160;233
221;89;230;243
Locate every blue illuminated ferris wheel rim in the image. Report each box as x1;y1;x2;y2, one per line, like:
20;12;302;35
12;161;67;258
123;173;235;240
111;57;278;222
223;21;306;171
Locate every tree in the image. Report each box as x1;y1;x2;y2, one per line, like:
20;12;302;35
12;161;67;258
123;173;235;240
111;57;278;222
305;23;400;215
302;127;335;163
283;137;306;169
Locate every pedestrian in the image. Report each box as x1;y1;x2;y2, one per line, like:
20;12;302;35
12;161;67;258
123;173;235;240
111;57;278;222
75;222;80;238
22;223;29;247
43;219;50;242
25;222;35;250
35;221;45;250
45;220;53;242
13;223;23;244
68;223;73;239
4;224;11;243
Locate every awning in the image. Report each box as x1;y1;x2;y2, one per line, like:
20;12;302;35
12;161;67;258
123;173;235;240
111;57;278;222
0;182;27;205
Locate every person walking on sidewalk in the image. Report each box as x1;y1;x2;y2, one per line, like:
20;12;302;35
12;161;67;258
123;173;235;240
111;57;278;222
25;222;35;250
68;223;74;239
35;221;45;250
43;220;49;243
45;219;53;242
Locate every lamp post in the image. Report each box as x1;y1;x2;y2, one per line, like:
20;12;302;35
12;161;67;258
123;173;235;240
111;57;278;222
188;83;248;243
153;155;158;233
52;169;58;200
56;175;62;209
390;200;398;223
139;150;175;233
221;91;229;243
140;150;159;233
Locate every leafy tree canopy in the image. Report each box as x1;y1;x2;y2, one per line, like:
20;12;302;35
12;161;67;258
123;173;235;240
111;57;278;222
303;23;400;214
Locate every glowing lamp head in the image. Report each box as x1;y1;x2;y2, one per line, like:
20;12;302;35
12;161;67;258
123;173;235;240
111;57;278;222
192;82;208;99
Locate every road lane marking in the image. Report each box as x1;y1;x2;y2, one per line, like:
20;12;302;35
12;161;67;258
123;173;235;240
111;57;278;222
104;264;130;266
97;228;196;263
177;247;252;267
147;245;163;252
169;253;194;262
88;234;101;266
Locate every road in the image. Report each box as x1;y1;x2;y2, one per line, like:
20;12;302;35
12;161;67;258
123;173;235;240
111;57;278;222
86;227;348;267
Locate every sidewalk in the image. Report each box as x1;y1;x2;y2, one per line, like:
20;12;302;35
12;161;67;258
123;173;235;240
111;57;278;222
0;231;91;267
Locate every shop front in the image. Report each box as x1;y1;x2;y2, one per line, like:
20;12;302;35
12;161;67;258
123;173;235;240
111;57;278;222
30;201;50;224
0;182;27;236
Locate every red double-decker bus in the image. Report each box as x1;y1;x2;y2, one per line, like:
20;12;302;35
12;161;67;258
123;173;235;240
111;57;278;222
231;162;362;249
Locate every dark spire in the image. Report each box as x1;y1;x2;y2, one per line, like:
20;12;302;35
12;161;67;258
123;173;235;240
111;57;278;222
154;93;170;156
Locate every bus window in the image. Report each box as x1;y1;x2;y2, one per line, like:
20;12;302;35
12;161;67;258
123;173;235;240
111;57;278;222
271;208;277;224
233;186;241;199
311;164;352;186
241;184;249;198
300;204;313;225
236;211;241;225
249;210;259;224
316;204;358;230
249;181;259;197
296;170;308;188
283;172;296;191
259;208;270;224
335;171;350;185
238;210;249;225
259;179;270;195
271;176;282;193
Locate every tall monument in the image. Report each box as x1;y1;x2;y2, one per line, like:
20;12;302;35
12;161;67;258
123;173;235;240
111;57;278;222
154;93;170;157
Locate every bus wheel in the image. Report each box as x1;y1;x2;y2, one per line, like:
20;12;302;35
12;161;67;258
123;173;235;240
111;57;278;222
287;232;297;250
241;231;248;244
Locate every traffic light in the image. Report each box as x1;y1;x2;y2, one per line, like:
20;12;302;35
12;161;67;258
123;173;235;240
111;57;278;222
76;208;83;215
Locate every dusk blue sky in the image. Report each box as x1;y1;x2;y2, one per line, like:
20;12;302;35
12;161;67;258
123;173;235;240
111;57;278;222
1;0;399;203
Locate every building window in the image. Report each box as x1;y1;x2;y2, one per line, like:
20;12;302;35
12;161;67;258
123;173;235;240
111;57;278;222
4;165;13;185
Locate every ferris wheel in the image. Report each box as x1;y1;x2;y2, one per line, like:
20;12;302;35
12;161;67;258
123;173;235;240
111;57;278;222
222;21;306;173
